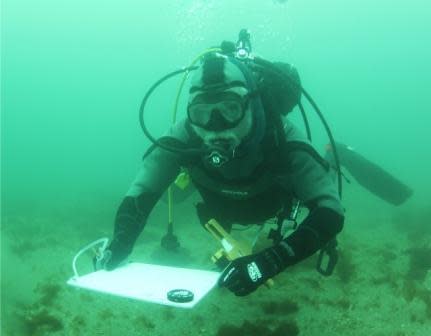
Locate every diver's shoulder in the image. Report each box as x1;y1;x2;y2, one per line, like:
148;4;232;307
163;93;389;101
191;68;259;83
282;119;310;144
280;119;328;167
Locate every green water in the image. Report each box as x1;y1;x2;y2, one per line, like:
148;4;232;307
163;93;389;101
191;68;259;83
2;1;431;335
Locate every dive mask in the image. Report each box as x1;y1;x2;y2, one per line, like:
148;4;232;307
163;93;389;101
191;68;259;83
187;91;249;131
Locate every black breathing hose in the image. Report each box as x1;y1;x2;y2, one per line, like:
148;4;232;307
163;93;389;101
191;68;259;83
253;56;343;198
138;66;199;155
300;88;343;198
298;101;312;142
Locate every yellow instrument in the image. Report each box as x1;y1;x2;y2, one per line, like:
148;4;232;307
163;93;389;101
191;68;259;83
205;219;274;288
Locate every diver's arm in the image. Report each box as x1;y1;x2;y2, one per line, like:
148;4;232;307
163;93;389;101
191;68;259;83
107;191;162;269
273;147;344;267
104;122;188;270
273;206;344;267
105;145;181;269
218;144;345;296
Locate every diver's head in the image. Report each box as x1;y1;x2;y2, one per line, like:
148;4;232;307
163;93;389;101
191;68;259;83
187;54;254;157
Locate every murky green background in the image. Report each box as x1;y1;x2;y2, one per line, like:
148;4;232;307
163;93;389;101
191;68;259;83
2;1;431;335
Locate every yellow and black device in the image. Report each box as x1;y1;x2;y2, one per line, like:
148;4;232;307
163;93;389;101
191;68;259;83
205;219;253;269
205;219;274;288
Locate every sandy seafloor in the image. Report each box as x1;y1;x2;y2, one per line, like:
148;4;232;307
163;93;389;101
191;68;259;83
1;183;430;336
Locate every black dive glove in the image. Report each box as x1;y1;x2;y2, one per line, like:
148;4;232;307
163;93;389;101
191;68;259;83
93;238;132;271
94;193;161;271
219;207;345;296
93;239;132;271
218;247;286;296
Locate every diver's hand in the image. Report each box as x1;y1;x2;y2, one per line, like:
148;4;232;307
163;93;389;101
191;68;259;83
93;239;131;271
218;248;283;296
93;249;112;270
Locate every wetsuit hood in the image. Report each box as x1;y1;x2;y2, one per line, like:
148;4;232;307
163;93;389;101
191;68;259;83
188;53;266;166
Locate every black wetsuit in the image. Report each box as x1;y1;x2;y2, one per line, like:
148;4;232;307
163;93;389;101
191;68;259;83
110;118;345;269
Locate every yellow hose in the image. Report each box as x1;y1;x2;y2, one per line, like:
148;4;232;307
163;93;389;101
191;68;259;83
168;47;222;225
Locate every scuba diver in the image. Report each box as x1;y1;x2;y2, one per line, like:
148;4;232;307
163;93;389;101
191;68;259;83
95;30;412;296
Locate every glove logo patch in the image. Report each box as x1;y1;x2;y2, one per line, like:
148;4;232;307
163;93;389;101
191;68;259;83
247;262;262;283
222;266;236;283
